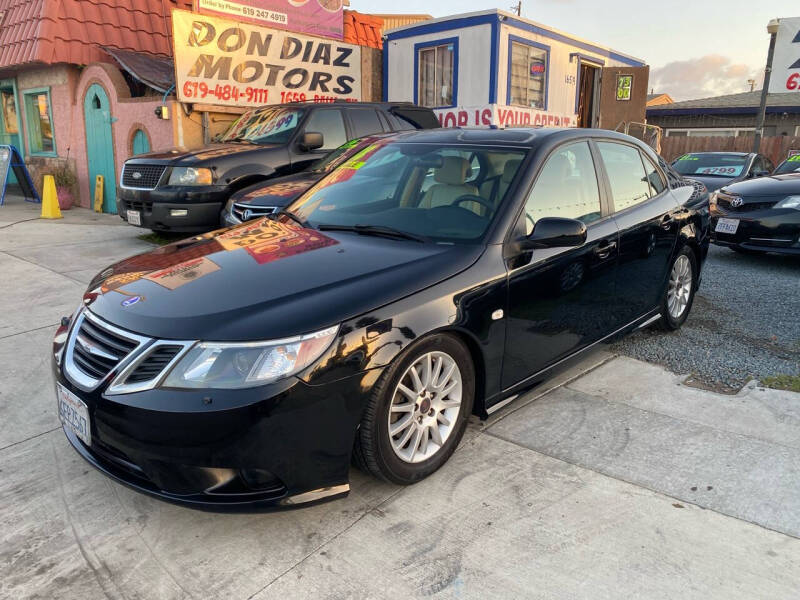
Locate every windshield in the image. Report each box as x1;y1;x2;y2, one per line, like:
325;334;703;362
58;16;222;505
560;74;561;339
774;155;800;175
220;108;305;144
288;142;528;243
672;153;748;177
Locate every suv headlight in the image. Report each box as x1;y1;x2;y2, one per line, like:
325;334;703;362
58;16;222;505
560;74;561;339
774;195;800;210
161;325;339;389
168;167;213;186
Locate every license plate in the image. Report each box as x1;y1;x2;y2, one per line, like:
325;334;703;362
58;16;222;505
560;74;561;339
126;210;141;226
715;218;739;234
57;383;91;446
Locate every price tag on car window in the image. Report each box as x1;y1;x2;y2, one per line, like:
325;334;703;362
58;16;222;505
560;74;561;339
695;166;743;176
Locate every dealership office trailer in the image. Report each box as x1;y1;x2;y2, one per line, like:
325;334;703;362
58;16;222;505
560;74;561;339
384;10;649;129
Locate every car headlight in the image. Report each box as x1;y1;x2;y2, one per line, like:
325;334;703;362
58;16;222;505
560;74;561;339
161;325;339;389
168;167;213;186
774;195;800;210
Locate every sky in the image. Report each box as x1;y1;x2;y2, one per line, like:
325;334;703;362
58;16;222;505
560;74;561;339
350;0;799;101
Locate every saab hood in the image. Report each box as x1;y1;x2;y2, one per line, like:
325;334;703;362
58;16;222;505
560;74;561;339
84;219;483;341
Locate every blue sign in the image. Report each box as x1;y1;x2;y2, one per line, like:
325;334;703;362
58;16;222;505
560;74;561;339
0;145;39;206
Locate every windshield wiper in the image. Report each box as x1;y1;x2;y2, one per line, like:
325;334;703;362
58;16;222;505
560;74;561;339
317;224;430;243
269;209;312;229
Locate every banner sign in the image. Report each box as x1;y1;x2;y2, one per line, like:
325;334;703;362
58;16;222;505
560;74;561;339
194;0;343;40
434;104;577;129
172;9;361;107
770;17;800;93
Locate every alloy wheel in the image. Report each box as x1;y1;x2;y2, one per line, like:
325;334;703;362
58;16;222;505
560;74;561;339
667;254;692;319
387;351;462;464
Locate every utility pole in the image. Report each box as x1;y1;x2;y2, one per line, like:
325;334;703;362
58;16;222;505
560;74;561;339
753;19;780;153
511;1;521;16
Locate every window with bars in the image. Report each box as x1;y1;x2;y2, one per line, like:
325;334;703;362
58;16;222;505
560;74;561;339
417;43;455;108
509;41;547;109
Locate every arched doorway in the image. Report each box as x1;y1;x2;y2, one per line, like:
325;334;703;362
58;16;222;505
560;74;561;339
132;128;150;155
84;83;116;213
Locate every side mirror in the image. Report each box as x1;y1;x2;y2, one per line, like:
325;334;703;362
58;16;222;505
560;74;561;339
518;217;587;250
299;132;323;152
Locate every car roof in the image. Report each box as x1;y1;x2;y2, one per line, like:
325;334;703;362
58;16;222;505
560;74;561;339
380;127;649;149
679;151;751;157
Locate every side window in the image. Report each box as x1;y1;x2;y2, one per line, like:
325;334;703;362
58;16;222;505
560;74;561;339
385;112;416;131
764;157;775;172
596;142;651;212
303;109;347;150
524;141;602;234
641;152;666;195
349;109;384;138
657;156;684;189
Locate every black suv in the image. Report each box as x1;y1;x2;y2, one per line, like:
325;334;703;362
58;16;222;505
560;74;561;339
117;102;439;233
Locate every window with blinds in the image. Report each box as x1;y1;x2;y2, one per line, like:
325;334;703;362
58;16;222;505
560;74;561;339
418;44;455;108
509;41;547;109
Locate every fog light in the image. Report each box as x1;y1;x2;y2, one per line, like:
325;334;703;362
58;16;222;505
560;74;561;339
170;209;188;217
240;468;282;491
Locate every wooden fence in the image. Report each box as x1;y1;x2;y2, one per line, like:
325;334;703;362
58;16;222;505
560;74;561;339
659;135;800;166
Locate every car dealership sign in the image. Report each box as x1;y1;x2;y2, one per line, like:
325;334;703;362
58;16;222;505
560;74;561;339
770;17;800;93
194;0;343;39
434;104;577;128
172;9;361;107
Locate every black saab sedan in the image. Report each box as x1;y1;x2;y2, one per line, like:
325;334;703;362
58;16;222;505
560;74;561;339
710;172;800;255
220;133;395;227
53;128;709;510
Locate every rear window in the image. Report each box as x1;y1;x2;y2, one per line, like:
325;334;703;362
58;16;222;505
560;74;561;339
389;107;440;130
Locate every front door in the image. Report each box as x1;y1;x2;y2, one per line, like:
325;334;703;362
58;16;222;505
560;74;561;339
0;80;20;183
84;84;116;213
502;140;619;389
595;140;680;323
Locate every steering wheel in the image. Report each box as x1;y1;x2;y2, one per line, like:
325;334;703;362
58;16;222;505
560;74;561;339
450;195;495;214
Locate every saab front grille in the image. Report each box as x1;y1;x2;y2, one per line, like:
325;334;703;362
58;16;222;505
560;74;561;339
122;164;167;189
232;203;277;221
127;345;183;383
68;313;142;384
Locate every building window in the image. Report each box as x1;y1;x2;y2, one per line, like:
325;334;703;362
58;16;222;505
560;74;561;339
22;88;55;155
509;39;548;109
417;41;456;108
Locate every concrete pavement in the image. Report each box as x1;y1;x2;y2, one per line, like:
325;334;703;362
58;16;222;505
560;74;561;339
2;200;799;599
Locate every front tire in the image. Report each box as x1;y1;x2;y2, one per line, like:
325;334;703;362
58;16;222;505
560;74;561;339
659;246;697;330
353;334;475;485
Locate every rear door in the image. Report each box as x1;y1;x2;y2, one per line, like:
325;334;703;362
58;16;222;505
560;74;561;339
502;140;619;389
595;140;680;323
346;108;387;139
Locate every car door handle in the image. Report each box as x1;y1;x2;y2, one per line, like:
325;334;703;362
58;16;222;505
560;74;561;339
661;214;675;230
593;240;617;259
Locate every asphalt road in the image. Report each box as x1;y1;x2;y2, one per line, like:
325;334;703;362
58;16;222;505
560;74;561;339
614;244;800;392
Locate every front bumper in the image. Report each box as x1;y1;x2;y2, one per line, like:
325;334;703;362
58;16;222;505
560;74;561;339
710;206;800;255
54;357;379;511
118;185;231;233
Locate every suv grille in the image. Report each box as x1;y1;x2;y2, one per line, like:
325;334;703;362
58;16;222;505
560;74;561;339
122;164;167;189
71;315;140;381
232;203;277;222
126;345;183;384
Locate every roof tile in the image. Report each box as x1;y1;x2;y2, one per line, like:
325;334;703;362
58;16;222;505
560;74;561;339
343;10;383;49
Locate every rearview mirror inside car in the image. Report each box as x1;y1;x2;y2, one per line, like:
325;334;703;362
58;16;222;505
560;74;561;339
519;217;587;250
300;132;324;151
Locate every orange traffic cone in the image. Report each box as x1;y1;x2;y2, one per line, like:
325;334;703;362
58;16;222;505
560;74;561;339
41;174;62;219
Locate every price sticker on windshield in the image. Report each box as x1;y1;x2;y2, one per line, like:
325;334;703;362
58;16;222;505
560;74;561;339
695;166;743;176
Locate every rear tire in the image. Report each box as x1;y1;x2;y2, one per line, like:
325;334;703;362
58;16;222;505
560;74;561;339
659;246;697;331
353;334;474;485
